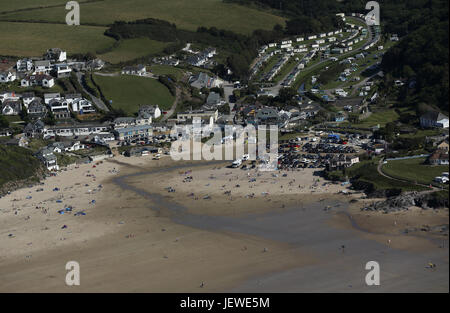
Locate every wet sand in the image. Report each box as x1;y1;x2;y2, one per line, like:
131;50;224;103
0;156;448;292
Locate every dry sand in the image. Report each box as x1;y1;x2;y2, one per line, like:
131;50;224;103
0;154;448;292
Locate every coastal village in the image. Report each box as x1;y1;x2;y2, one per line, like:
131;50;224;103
0;4;448;293
1;13;447;182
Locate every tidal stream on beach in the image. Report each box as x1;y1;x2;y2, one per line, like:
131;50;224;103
112;162;449;292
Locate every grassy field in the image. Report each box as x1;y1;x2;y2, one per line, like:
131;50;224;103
329;158;428;192
383;157;449;186
353;109;400;128
93;74;174;115
0;21;114;57
0;0;286;35
0;0;69;13
99;38;171;64
149;65;186;80
399;129;442;139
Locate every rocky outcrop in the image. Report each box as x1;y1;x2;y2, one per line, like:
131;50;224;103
361;191;449;212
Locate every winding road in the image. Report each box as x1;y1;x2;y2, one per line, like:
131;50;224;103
75;72;110;112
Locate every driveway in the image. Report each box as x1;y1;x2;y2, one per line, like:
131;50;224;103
161;86;181;121
75;72;109;112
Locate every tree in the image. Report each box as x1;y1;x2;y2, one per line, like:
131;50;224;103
277;87;297;103
0;115;9;129
19;107;30;123
44;111;56;125
348;113;359;124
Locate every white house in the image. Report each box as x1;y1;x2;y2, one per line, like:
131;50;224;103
71;98;96;114
16;58;33;72
420;111;449;129
34;60;52;74
21;74;54;88
36;148;59;171
53;63;72;78
121;64;146;76
48;99;70;112
48;99;70;119
0;71;16;83
44;124;109;138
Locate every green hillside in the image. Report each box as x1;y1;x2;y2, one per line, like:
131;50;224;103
0;145;42;188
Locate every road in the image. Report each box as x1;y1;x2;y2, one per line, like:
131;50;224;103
223;82;236;114
348;70;381;96
75;72;110;112
161;86;181;121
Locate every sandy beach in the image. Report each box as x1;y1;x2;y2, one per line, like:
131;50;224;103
0;154;448;292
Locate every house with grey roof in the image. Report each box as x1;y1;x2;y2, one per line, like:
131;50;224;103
36;148;59;171
24;119;45;137
113;124;153;141
21;74;54;88
189;72;222;89
34;60;52;74
27;99;47;117
1;99;22;115
203;92;222;110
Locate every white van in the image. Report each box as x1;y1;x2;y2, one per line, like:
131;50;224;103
434;176;449;183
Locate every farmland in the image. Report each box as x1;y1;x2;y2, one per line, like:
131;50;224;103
0;0;286;35
0;21;114;57
92;74;174;115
